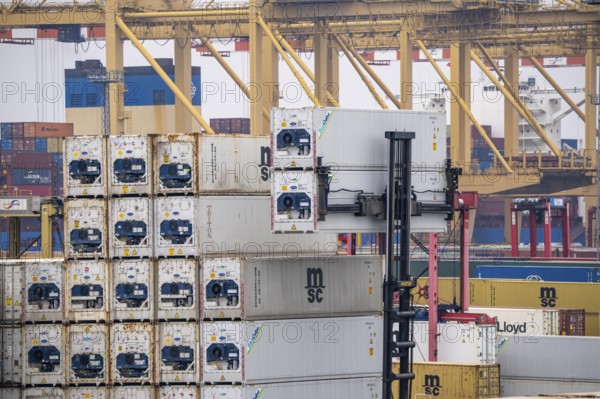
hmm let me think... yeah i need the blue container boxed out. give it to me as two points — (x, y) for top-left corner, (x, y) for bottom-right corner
(34, 138), (47, 152)
(12, 168), (54, 185)
(0, 123), (12, 139)
(475, 265), (600, 283)
(1, 139), (12, 151)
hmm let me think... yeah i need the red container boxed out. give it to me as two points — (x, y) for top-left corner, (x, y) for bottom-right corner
(10, 152), (55, 169)
(5, 185), (53, 197)
(32, 122), (74, 138)
(11, 123), (24, 138)
(559, 309), (586, 336)
(23, 122), (36, 138)
(23, 139), (36, 151)
(11, 139), (24, 151)
(471, 125), (493, 148)
(231, 118), (243, 133)
(219, 119), (231, 134)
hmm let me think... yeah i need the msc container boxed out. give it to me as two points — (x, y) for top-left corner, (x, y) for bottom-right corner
(475, 265), (600, 283)
(271, 170), (317, 233)
(470, 306), (560, 336)
(201, 316), (382, 384)
(110, 323), (154, 385)
(0, 262), (24, 323)
(109, 197), (153, 258)
(158, 386), (199, 399)
(111, 259), (154, 322)
(198, 135), (270, 194)
(155, 196), (197, 258)
(202, 378), (382, 399)
(64, 199), (107, 259)
(157, 259), (197, 321)
(197, 196), (338, 257)
(201, 256), (383, 320)
(64, 136), (105, 198)
(67, 387), (109, 399)
(201, 321), (242, 384)
(66, 260), (109, 322)
(156, 322), (199, 384)
(67, 324), (108, 385)
(392, 362), (501, 399)
(109, 135), (152, 196)
(24, 324), (65, 386)
(24, 260), (64, 323)
(112, 386), (155, 399)
(0, 326), (22, 385)
(412, 321), (497, 364)
(497, 335), (600, 382)
(23, 388), (65, 399)
(154, 133), (198, 195)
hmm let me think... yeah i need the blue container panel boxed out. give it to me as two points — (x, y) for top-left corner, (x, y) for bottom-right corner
(475, 265), (600, 283)
(12, 168), (54, 185)
(35, 139), (47, 152)
(0, 231), (62, 252)
(1, 139), (12, 150)
(0, 123), (12, 139)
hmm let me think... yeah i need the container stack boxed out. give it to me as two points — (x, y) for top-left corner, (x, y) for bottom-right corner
(471, 125), (503, 171)
(209, 117), (251, 134)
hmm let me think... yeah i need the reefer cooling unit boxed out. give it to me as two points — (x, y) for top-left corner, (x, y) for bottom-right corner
(157, 259), (197, 321)
(25, 260), (64, 323)
(24, 324), (65, 386)
(64, 199), (107, 259)
(156, 322), (199, 384)
(64, 136), (105, 197)
(155, 196), (197, 258)
(109, 197), (153, 258)
(112, 259), (154, 321)
(110, 323), (154, 385)
(68, 324), (108, 385)
(201, 321), (242, 384)
(66, 260), (109, 322)
(154, 133), (197, 195)
(109, 135), (152, 196)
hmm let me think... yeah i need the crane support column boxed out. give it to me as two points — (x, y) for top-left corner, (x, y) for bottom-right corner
(174, 30), (193, 134)
(105, 0), (125, 135)
(400, 31), (413, 110)
(504, 51), (520, 160)
(314, 33), (340, 107)
(450, 43), (472, 165)
(585, 48), (598, 163)
(427, 233), (438, 361)
(8, 217), (20, 259)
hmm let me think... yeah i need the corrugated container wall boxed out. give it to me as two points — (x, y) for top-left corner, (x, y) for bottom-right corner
(158, 386), (199, 399)
(23, 387), (65, 399)
(110, 323), (154, 385)
(109, 197), (153, 258)
(64, 199), (108, 259)
(157, 258), (197, 321)
(66, 260), (109, 322)
(201, 256), (383, 320)
(109, 135), (152, 196)
(154, 196), (197, 258)
(392, 362), (501, 399)
(155, 322), (199, 384)
(1, 388), (21, 399)
(469, 306), (560, 336)
(0, 326), (22, 385)
(24, 324), (65, 386)
(24, 260), (64, 323)
(67, 387), (109, 399)
(64, 136), (105, 198)
(112, 386), (155, 399)
(0, 262), (24, 322)
(197, 196), (338, 257)
(67, 324), (109, 385)
(153, 133), (198, 195)
(198, 136), (270, 194)
(111, 259), (154, 321)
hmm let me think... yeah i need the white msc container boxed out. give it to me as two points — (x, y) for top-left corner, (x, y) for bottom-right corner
(109, 135), (152, 196)
(197, 196), (338, 257)
(158, 386), (199, 399)
(109, 197), (153, 258)
(24, 260), (64, 323)
(110, 323), (154, 385)
(111, 259), (154, 322)
(64, 136), (105, 198)
(112, 386), (155, 399)
(155, 196), (197, 258)
(66, 260), (109, 322)
(24, 324), (65, 386)
(67, 324), (108, 385)
(411, 321), (497, 364)
(201, 321), (243, 384)
(470, 306), (560, 336)
(64, 199), (107, 259)
(156, 322), (199, 384)
(0, 261), (24, 323)
(271, 107), (446, 170)
(1, 326), (22, 385)
(201, 256), (383, 320)
(202, 316), (383, 384)
(0, 388), (21, 399)
(271, 170), (317, 233)
(198, 135), (270, 194)
(201, 377), (383, 399)
(23, 387), (65, 399)
(67, 387), (109, 399)
(154, 133), (198, 195)
(157, 259), (197, 321)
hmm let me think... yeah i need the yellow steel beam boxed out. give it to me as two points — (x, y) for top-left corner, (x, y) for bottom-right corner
(115, 15), (215, 134)
(504, 51), (520, 160)
(471, 50), (562, 157)
(585, 48), (598, 153)
(193, 28), (270, 122)
(256, 15), (322, 107)
(106, 0), (125, 135)
(340, 36), (403, 110)
(174, 27), (193, 134)
(273, 29), (340, 107)
(416, 39), (512, 173)
(334, 34), (388, 109)
(124, 9), (249, 18)
(40, 203), (55, 259)
(518, 45), (586, 121)
(400, 30), (413, 110)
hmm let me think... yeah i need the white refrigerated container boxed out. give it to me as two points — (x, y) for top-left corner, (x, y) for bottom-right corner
(24, 260), (64, 323)
(156, 322), (199, 384)
(64, 199), (107, 259)
(24, 324), (65, 386)
(108, 135), (152, 196)
(109, 197), (153, 258)
(67, 324), (108, 385)
(157, 258), (197, 321)
(110, 323), (154, 385)
(155, 196), (197, 258)
(154, 133), (198, 195)
(64, 136), (105, 198)
(111, 259), (154, 321)
(66, 260), (109, 322)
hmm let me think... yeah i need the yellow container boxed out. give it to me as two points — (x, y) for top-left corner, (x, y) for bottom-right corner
(393, 362), (501, 399)
(413, 278), (600, 336)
